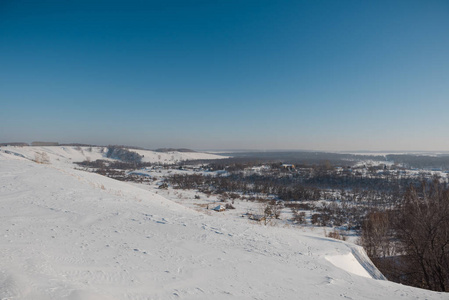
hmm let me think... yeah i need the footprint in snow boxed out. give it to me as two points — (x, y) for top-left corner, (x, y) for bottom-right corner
(133, 248), (148, 254)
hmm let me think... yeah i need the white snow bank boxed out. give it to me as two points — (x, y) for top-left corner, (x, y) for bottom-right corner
(325, 245), (386, 280)
(326, 253), (372, 278)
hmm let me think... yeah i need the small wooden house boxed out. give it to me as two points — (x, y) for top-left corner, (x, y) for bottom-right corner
(212, 205), (226, 212)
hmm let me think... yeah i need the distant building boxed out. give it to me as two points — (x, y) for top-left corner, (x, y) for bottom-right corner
(281, 164), (295, 171)
(212, 205), (226, 212)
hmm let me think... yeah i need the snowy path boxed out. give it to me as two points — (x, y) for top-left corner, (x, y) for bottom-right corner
(0, 153), (446, 299)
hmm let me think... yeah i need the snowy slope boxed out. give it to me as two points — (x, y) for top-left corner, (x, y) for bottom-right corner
(0, 153), (446, 299)
(132, 149), (227, 163)
(0, 146), (227, 166)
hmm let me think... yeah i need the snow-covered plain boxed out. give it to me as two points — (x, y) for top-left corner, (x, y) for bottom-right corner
(0, 149), (446, 299)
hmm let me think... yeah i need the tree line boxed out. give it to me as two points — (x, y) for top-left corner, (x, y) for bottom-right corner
(360, 180), (449, 292)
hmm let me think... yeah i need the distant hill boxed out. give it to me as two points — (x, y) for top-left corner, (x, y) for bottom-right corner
(0, 145), (226, 164)
(31, 141), (59, 146)
(0, 142), (29, 147)
(60, 143), (99, 147)
(155, 148), (196, 153)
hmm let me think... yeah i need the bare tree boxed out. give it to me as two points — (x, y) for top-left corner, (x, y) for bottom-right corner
(393, 180), (449, 291)
(359, 210), (395, 258)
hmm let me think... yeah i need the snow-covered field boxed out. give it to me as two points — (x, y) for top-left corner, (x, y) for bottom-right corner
(0, 149), (446, 299)
(132, 149), (227, 164)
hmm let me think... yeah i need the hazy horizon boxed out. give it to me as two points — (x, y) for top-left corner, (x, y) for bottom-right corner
(3, 140), (449, 155)
(2, 1), (449, 151)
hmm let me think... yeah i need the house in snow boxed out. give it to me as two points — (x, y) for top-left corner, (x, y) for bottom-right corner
(281, 164), (295, 171)
(212, 205), (226, 212)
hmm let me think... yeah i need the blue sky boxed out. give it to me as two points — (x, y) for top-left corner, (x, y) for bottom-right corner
(1, 0), (449, 150)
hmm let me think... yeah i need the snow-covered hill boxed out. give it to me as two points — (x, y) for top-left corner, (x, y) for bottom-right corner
(0, 151), (445, 299)
(0, 146), (227, 166)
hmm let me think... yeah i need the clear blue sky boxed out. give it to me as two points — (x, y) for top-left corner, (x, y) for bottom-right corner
(1, 0), (449, 151)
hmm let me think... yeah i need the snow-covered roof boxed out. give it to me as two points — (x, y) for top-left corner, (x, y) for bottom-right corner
(212, 205), (226, 211)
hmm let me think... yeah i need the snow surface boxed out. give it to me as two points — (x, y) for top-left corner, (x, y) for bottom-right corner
(132, 149), (227, 163)
(325, 253), (371, 279)
(0, 150), (446, 299)
(0, 146), (227, 166)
